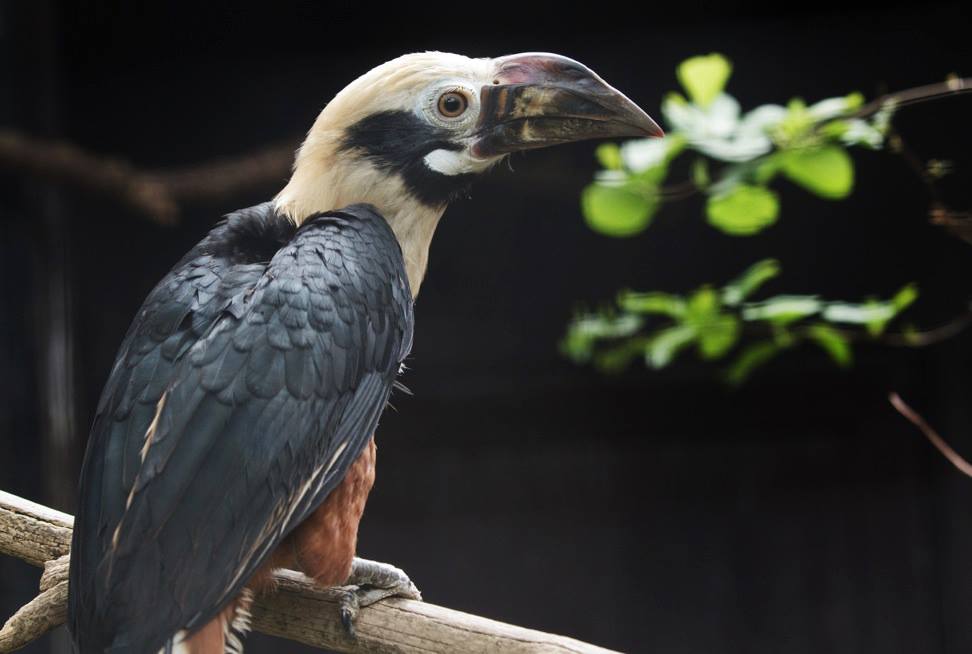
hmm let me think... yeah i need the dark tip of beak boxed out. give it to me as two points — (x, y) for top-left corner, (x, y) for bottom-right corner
(474, 52), (663, 157)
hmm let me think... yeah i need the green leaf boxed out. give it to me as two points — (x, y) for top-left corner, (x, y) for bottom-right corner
(892, 283), (919, 312)
(821, 118), (887, 149)
(595, 143), (623, 170)
(807, 92), (864, 121)
(685, 287), (721, 321)
(822, 296), (916, 337)
(830, 284), (916, 336)
(633, 163), (671, 187)
(560, 329), (594, 363)
(691, 158), (711, 189)
(822, 301), (894, 327)
(646, 325), (697, 369)
(805, 323), (852, 367)
(742, 295), (823, 325)
(787, 97), (807, 113)
(722, 259), (781, 305)
(571, 313), (643, 339)
(724, 340), (782, 386)
(781, 146), (854, 199)
(844, 91), (865, 110)
(594, 337), (651, 373)
(618, 291), (686, 318)
(754, 154), (783, 184)
(697, 315), (740, 359)
(561, 313), (643, 363)
(682, 287), (739, 359)
(771, 324), (797, 348)
(677, 53), (732, 108)
(770, 98), (816, 148)
(820, 120), (850, 139)
(706, 184), (780, 235)
(581, 183), (658, 237)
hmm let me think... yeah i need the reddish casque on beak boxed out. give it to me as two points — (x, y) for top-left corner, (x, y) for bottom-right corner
(473, 52), (663, 158)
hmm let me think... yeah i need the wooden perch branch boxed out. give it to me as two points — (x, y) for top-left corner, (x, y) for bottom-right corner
(0, 130), (296, 225)
(0, 491), (617, 654)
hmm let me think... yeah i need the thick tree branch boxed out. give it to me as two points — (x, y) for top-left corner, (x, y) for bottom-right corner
(0, 571), (67, 652)
(0, 491), (617, 654)
(0, 491), (72, 567)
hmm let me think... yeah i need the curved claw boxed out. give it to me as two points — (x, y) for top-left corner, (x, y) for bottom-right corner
(337, 587), (361, 637)
(336, 559), (423, 637)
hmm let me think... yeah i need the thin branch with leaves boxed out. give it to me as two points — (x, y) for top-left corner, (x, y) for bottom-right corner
(565, 53), (971, 384)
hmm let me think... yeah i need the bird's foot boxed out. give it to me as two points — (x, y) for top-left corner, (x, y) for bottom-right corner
(337, 558), (422, 637)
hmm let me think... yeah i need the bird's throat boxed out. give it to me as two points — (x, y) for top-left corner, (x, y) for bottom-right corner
(384, 202), (447, 296)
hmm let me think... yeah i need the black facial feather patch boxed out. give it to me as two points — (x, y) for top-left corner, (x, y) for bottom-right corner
(340, 110), (476, 207)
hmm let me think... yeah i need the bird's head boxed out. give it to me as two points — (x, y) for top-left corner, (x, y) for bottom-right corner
(275, 51), (661, 292)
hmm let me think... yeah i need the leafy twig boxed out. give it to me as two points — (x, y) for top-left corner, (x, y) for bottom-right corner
(781, 309), (972, 347)
(879, 310), (972, 346)
(853, 77), (972, 119)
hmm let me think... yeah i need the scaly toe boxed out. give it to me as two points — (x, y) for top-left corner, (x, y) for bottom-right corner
(347, 557), (423, 603)
(336, 559), (423, 636)
(336, 585), (360, 638)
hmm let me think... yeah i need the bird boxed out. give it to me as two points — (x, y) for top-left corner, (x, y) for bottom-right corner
(66, 51), (662, 654)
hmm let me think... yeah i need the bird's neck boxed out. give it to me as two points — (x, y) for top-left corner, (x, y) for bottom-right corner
(275, 132), (446, 296)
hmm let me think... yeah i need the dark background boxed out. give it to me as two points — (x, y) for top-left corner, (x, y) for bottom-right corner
(2, 1), (972, 652)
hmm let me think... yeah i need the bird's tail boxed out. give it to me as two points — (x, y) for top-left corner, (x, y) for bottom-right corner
(157, 590), (254, 654)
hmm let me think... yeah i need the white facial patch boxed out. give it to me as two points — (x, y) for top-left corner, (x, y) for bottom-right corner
(423, 148), (496, 176)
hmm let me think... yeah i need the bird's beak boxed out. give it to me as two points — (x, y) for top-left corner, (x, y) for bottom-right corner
(473, 52), (664, 158)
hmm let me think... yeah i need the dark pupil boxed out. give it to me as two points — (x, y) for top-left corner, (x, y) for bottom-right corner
(443, 95), (463, 114)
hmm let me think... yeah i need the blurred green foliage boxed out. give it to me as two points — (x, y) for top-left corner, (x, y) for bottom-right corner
(567, 54), (926, 383)
(581, 53), (892, 237)
(563, 260), (919, 385)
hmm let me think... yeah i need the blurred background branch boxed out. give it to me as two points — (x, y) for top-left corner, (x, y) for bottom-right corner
(0, 130), (296, 225)
(890, 393), (972, 478)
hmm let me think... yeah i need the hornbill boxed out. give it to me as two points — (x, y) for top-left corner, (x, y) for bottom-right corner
(67, 51), (661, 654)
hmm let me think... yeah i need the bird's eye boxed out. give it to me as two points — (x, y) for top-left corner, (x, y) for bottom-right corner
(437, 91), (468, 118)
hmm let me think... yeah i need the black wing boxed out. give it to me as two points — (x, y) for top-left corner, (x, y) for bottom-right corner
(69, 203), (291, 651)
(68, 203), (412, 654)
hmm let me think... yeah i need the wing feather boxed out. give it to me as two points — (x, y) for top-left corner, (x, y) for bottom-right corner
(69, 203), (411, 654)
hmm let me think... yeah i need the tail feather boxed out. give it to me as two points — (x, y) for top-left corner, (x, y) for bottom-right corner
(224, 589), (254, 654)
(156, 590), (253, 654)
(158, 630), (189, 654)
